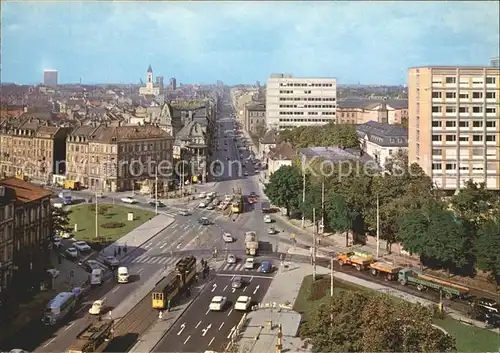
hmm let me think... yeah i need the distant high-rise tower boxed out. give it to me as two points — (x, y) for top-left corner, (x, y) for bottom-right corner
(256, 80), (260, 87)
(156, 76), (164, 93)
(169, 77), (177, 90)
(43, 69), (58, 86)
(491, 57), (500, 68)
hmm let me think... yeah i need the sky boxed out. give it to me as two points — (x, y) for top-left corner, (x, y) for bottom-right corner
(1, 1), (499, 86)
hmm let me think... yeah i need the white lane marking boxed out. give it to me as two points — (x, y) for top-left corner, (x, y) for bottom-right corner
(145, 242), (153, 249)
(64, 322), (74, 331)
(227, 308), (233, 316)
(183, 335), (191, 344)
(112, 287), (119, 293)
(211, 283), (217, 292)
(209, 337), (215, 346)
(177, 323), (186, 335)
(243, 286), (247, 292)
(159, 242), (168, 249)
(231, 275), (235, 280)
(219, 322), (224, 330)
(43, 338), (56, 347)
(137, 268), (144, 273)
(195, 320), (202, 328)
(249, 276), (254, 282)
(205, 308), (210, 315)
(216, 273), (273, 280)
(231, 288), (236, 293)
(176, 242), (182, 249)
(182, 224), (190, 230)
(227, 326), (236, 339)
(223, 285), (227, 291)
(101, 297), (106, 301)
(253, 285), (260, 295)
(171, 222), (179, 229)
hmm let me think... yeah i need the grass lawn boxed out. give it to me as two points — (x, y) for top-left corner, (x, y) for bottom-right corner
(294, 274), (500, 352)
(68, 203), (155, 245)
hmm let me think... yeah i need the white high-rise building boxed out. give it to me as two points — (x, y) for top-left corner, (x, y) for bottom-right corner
(265, 74), (337, 130)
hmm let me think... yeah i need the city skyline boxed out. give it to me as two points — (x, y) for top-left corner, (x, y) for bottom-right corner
(2, 1), (499, 85)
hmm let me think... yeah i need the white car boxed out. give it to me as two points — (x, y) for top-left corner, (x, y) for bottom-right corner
(88, 300), (104, 315)
(263, 215), (272, 223)
(46, 269), (60, 278)
(234, 296), (251, 311)
(244, 257), (255, 269)
(74, 241), (91, 252)
(224, 195), (232, 202)
(121, 197), (137, 204)
(198, 202), (207, 208)
(227, 254), (237, 264)
(198, 192), (207, 199)
(209, 296), (227, 311)
(66, 247), (78, 259)
(223, 232), (233, 243)
(60, 232), (72, 239)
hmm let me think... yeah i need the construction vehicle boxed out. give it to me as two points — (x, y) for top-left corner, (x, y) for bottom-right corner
(244, 231), (259, 256)
(63, 180), (81, 190)
(337, 250), (374, 271)
(67, 320), (114, 353)
(398, 268), (470, 300)
(152, 255), (197, 310)
(369, 261), (401, 281)
(231, 188), (243, 213)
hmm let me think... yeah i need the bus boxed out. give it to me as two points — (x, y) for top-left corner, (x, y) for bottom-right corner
(58, 190), (72, 205)
(261, 200), (270, 213)
(42, 292), (77, 325)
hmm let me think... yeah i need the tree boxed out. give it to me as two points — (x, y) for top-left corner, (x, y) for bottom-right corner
(300, 181), (321, 221)
(450, 180), (497, 229)
(384, 148), (408, 174)
(325, 193), (358, 246)
(279, 123), (359, 149)
(52, 207), (72, 236)
(475, 209), (500, 284)
(264, 165), (302, 217)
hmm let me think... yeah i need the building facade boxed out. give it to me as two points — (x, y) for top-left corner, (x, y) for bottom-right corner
(43, 69), (58, 86)
(337, 99), (408, 125)
(0, 185), (15, 316)
(66, 124), (173, 191)
(266, 74), (337, 130)
(408, 66), (500, 190)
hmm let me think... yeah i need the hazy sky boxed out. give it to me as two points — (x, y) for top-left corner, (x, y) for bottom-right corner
(2, 1), (499, 85)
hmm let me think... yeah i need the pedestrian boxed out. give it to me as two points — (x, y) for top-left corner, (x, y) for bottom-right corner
(195, 274), (199, 283)
(124, 244), (128, 254)
(167, 299), (171, 312)
(158, 310), (163, 319)
(108, 311), (112, 319)
(118, 247), (121, 256)
(98, 314), (102, 321)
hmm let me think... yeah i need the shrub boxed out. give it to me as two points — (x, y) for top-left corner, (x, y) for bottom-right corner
(98, 205), (111, 215)
(101, 221), (125, 229)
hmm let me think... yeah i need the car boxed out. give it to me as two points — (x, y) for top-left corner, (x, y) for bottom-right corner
(267, 227), (277, 235)
(60, 232), (73, 239)
(198, 217), (211, 225)
(260, 261), (272, 273)
(244, 257), (255, 269)
(198, 192), (207, 199)
(232, 276), (243, 289)
(208, 192), (216, 198)
(82, 260), (104, 273)
(224, 195), (232, 202)
(102, 255), (120, 268)
(209, 296), (227, 311)
(148, 200), (165, 207)
(243, 171), (248, 176)
(206, 203), (215, 210)
(198, 202), (207, 208)
(52, 236), (62, 248)
(234, 296), (251, 311)
(88, 300), (104, 315)
(46, 268), (60, 278)
(73, 240), (91, 252)
(227, 254), (237, 264)
(249, 192), (257, 197)
(65, 247), (78, 259)
(222, 232), (233, 243)
(263, 215), (272, 223)
(121, 197), (137, 204)
(178, 209), (190, 216)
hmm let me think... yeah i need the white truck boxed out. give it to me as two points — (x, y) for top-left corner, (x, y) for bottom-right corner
(244, 231), (259, 256)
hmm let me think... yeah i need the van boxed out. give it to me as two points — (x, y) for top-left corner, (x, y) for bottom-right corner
(117, 267), (129, 283)
(223, 233), (233, 243)
(90, 269), (103, 285)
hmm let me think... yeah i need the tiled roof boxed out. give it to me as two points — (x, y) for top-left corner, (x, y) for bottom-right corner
(90, 125), (172, 143)
(260, 129), (280, 144)
(356, 121), (408, 147)
(268, 142), (295, 160)
(338, 99), (408, 110)
(0, 178), (52, 204)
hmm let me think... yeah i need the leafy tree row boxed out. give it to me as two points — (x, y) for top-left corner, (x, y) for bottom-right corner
(280, 122), (359, 149)
(264, 158), (500, 281)
(301, 290), (455, 352)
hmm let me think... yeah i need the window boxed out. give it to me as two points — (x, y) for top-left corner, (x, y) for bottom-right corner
(486, 77), (496, 84)
(472, 92), (483, 99)
(445, 77), (456, 84)
(446, 106), (456, 113)
(446, 135), (456, 142)
(432, 106), (442, 113)
(432, 121), (442, 127)
(459, 136), (468, 142)
(472, 106), (483, 113)
(486, 121), (496, 128)
(446, 92), (456, 99)
(459, 107), (468, 113)
(432, 148), (442, 155)
(432, 91), (442, 98)
(472, 148), (483, 156)
(486, 135), (496, 142)
(432, 163), (442, 170)
(459, 93), (469, 99)
(473, 135), (483, 142)
(445, 163), (456, 170)
(459, 121), (468, 127)
(446, 121), (456, 128)
(432, 135), (442, 142)
(486, 92), (496, 99)
(472, 121), (483, 128)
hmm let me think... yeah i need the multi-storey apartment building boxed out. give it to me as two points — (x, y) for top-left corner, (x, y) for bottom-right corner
(0, 185), (15, 316)
(0, 178), (52, 312)
(266, 74), (337, 130)
(0, 116), (72, 183)
(408, 66), (500, 190)
(66, 124), (173, 191)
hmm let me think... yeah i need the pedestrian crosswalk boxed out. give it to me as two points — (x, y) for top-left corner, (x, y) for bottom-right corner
(131, 254), (181, 266)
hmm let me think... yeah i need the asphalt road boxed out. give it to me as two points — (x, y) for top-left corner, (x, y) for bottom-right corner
(153, 275), (272, 353)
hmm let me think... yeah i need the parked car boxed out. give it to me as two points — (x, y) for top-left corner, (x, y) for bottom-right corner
(52, 236), (62, 248)
(260, 261), (272, 273)
(120, 197), (137, 204)
(263, 215), (272, 223)
(102, 255), (120, 268)
(198, 217), (211, 225)
(82, 260), (103, 273)
(244, 257), (255, 269)
(148, 200), (165, 207)
(206, 203), (215, 210)
(65, 247), (78, 259)
(222, 232), (233, 243)
(60, 232), (73, 239)
(198, 201), (207, 208)
(267, 227), (277, 234)
(46, 269), (60, 278)
(73, 241), (91, 252)
(198, 192), (207, 199)
(209, 296), (227, 311)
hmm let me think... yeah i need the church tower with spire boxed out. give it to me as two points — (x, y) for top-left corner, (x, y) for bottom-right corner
(146, 65), (153, 89)
(140, 64), (160, 96)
